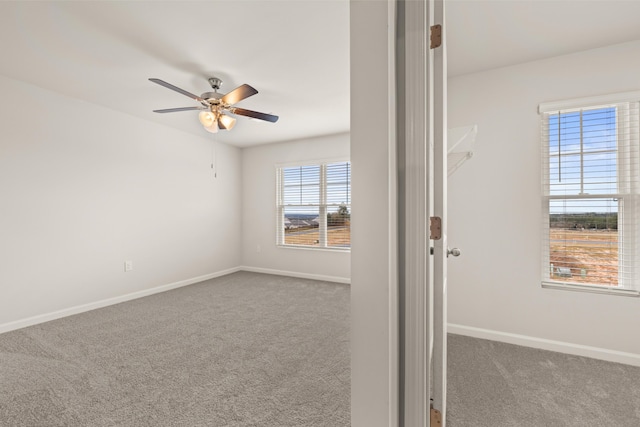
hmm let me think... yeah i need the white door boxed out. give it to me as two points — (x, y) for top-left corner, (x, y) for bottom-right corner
(400, 0), (448, 425)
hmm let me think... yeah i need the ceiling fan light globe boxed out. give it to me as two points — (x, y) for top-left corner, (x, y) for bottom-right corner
(198, 111), (215, 127)
(219, 114), (237, 131)
(204, 121), (219, 134)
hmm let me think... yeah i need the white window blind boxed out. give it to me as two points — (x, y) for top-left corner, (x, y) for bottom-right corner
(540, 96), (640, 291)
(276, 161), (351, 249)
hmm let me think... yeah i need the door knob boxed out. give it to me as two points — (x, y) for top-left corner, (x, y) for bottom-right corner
(447, 247), (461, 257)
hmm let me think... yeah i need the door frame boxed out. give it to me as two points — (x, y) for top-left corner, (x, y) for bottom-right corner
(350, 1), (400, 426)
(350, 0), (445, 426)
(397, 0), (438, 425)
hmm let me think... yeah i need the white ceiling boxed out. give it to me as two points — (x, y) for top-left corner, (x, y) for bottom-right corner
(0, 1), (350, 148)
(447, 0), (640, 77)
(1, 1), (640, 147)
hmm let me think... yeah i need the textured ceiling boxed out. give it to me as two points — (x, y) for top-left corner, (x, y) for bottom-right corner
(1, 1), (639, 147)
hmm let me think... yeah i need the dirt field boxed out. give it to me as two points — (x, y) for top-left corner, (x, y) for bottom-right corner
(549, 228), (618, 286)
(285, 227), (350, 247)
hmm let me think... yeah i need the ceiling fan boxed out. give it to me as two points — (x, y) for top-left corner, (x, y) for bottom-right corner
(149, 77), (279, 133)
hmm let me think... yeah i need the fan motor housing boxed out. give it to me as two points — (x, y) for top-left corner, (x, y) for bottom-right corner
(201, 91), (223, 101)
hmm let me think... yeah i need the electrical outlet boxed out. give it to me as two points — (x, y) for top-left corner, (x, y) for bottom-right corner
(124, 261), (133, 272)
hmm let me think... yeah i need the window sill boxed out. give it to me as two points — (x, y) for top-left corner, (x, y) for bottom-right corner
(542, 281), (640, 297)
(276, 244), (350, 253)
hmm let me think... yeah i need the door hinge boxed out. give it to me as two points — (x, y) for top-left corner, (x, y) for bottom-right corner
(430, 407), (442, 425)
(430, 24), (442, 49)
(429, 216), (442, 240)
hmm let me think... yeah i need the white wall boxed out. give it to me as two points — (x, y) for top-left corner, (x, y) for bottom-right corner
(0, 74), (242, 328)
(241, 133), (350, 282)
(448, 40), (640, 361)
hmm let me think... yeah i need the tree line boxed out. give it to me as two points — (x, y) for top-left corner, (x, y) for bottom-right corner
(550, 213), (618, 230)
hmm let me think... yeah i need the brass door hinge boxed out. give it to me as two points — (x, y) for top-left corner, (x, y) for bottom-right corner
(430, 24), (442, 49)
(430, 407), (442, 425)
(429, 216), (442, 240)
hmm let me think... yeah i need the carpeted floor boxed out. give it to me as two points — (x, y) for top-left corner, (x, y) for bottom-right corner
(3, 271), (640, 426)
(0, 272), (350, 427)
(447, 334), (640, 426)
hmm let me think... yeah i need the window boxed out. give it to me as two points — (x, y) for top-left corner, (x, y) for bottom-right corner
(540, 93), (640, 293)
(276, 161), (351, 249)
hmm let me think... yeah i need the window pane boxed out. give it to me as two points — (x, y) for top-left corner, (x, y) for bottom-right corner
(582, 108), (617, 153)
(583, 152), (617, 193)
(549, 111), (581, 154)
(283, 165), (320, 205)
(550, 154), (581, 195)
(326, 162), (351, 248)
(326, 162), (351, 205)
(549, 198), (618, 286)
(548, 107), (618, 197)
(327, 204), (350, 248)
(284, 206), (320, 246)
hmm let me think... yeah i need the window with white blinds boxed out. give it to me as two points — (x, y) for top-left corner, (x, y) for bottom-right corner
(276, 161), (351, 249)
(540, 94), (640, 292)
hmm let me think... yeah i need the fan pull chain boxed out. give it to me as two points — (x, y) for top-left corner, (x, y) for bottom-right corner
(212, 142), (217, 178)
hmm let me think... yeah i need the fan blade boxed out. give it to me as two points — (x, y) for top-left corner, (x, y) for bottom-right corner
(153, 106), (204, 113)
(149, 78), (204, 102)
(231, 107), (279, 123)
(221, 84), (258, 105)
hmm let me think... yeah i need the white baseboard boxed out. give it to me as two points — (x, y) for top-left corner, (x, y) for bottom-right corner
(239, 266), (350, 284)
(448, 323), (640, 367)
(0, 267), (241, 335)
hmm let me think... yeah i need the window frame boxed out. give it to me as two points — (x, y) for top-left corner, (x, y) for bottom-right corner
(539, 92), (640, 296)
(275, 158), (351, 252)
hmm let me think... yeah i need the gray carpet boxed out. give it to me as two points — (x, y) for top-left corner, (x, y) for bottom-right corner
(4, 272), (640, 427)
(447, 334), (640, 426)
(0, 272), (350, 427)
